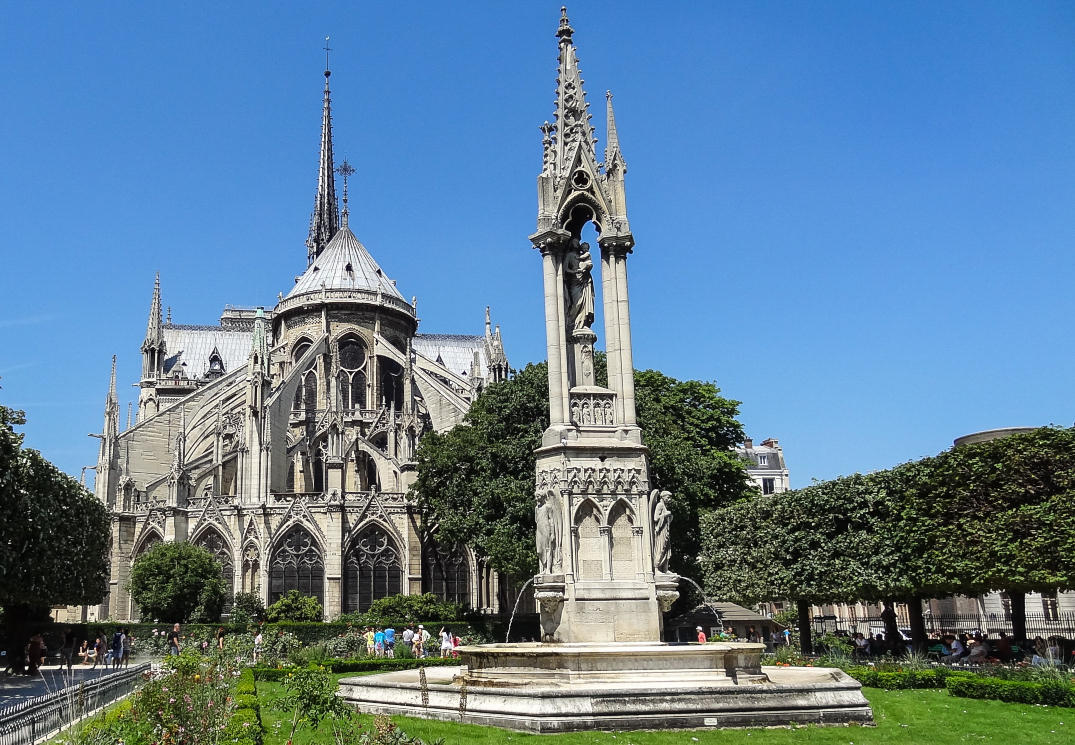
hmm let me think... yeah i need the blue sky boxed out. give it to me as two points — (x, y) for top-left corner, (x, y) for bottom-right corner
(1, 1), (1073, 488)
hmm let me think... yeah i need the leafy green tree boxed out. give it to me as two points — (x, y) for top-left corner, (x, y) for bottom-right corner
(412, 360), (753, 603)
(128, 541), (227, 623)
(230, 591), (267, 624)
(348, 592), (461, 625)
(703, 426), (1075, 652)
(0, 401), (110, 668)
(267, 589), (324, 622)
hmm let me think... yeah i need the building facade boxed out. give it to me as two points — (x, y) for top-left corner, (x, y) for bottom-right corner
(85, 62), (509, 622)
(736, 437), (790, 495)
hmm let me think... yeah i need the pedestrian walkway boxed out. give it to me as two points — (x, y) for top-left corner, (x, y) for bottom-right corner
(0, 664), (132, 709)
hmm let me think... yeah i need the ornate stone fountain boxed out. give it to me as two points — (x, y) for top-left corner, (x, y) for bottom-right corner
(338, 7), (872, 732)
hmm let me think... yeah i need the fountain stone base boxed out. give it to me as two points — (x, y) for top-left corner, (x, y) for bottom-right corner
(337, 642), (873, 733)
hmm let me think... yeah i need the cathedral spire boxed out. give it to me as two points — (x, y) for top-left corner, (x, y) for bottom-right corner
(108, 354), (118, 407)
(102, 355), (119, 442)
(143, 273), (163, 350)
(306, 37), (340, 267)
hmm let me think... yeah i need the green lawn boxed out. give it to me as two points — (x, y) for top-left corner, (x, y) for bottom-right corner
(256, 675), (1072, 745)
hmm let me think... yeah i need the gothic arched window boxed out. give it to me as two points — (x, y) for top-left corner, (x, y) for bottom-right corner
(421, 542), (470, 608)
(343, 524), (403, 613)
(378, 357), (404, 409)
(269, 525), (324, 606)
(195, 528), (234, 609)
(242, 544), (261, 594)
(337, 337), (368, 411)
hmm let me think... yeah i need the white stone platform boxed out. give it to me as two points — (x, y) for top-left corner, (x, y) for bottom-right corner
(338, 642), (873, 733)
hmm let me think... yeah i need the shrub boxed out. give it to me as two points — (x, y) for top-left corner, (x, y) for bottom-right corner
(357, 593), (461, 625)
(947, 675), (1075, 707)
(231, 591), (268, 624)
(267, 590), (323, 622)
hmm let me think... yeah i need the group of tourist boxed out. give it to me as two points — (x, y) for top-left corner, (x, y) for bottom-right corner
(848, 629), (1074, 665)
(696, 625), (778, 645)
(389, 624), (462, 658)
(5, 627), (134, 676)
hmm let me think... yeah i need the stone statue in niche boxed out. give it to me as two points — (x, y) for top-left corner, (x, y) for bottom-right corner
(564, 240), (595, 334)
(651, 489), (674, 573)
(535, 489), (563, 575)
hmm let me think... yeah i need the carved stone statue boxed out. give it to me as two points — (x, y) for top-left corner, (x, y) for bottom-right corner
(547, 488), (562, 572)
(535, 489), (563, 575)
(564, 240), (595, 333)
(651, 489), (673, 574)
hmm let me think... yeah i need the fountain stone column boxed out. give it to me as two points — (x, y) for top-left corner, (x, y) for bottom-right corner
(529, 228), (679, 644)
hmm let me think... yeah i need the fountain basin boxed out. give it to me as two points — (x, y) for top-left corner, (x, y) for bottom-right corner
(457, 641), (767, 685)
(338, 642), (873, 732)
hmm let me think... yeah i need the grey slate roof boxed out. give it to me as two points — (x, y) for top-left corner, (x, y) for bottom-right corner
(287, 226), (404, 300)
(414, 334), (488, 379)
(162, 324), (252, 378)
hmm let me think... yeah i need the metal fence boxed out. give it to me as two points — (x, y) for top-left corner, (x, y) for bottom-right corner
(814, 612), (1075, 639)
(0, 663), (149, 745)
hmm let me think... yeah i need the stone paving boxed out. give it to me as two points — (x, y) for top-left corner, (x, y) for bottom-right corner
(0, 663), (135, 709)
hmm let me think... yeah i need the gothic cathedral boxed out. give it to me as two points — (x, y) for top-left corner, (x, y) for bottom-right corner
(87, 60), (509, 622)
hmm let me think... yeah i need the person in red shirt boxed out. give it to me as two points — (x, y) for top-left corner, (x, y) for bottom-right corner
(696, 626), (707, 644)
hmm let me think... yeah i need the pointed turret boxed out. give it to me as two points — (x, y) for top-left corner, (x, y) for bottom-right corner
(551, 6), (597, 178)
(249, 306), (269, 377)
(141, 273), (165, 380)
(535, 7), (621, 235)
(603, 91), (630, 232)
(306, 55), (340, 266)
(604, 90), (626, 174)
(104, 355), (119, 440)
(95, 355), (120, 504)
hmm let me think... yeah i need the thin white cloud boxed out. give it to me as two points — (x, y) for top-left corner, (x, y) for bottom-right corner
(0, 313), (61, 329)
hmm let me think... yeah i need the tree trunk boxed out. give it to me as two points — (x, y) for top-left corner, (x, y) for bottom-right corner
(797, 598), (813, 655)
(907, 597), (928, 655)
(1009, 590), (1027, 644)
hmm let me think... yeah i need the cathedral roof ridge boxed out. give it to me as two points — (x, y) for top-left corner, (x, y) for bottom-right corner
(286, 225), (405, 302)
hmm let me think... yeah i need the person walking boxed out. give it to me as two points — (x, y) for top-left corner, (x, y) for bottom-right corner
(384, 625), (396, 658)
(122, 629), (132, 668)
(167, 623), (181, 656)
(440, 627), (453, 658)
(27, 633), (45, 676)
(61, 628), (76, 676)
(402, 625), (415, 656)
(696, 626), (707, 644)
(111, 628), (125, 670)
(374, 628), (386, 658)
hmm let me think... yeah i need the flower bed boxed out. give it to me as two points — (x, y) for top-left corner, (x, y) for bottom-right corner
(59, 652), (262, 745)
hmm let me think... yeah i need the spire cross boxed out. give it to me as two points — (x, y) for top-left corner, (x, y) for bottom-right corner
(324, 35), (332, 74)
(336, 159), (356, 223)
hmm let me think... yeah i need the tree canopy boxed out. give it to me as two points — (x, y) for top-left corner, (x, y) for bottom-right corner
(412, 359), (754, 597)
(0, 402), (110, 611)
(129, 541), (228, 623)
(701, 426), (1075, 648)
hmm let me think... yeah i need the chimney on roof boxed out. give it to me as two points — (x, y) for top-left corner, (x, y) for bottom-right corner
(743, 438), (753, 450)
(761, 438), (779, 449)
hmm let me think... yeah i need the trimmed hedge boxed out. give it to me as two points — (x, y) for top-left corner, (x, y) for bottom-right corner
(222, 706), (262, 745)
(947, 676), (1075, 707)
(843, 666), (971, 690)
(253, 657), (459, 682)
(223, 667), (263, 745)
